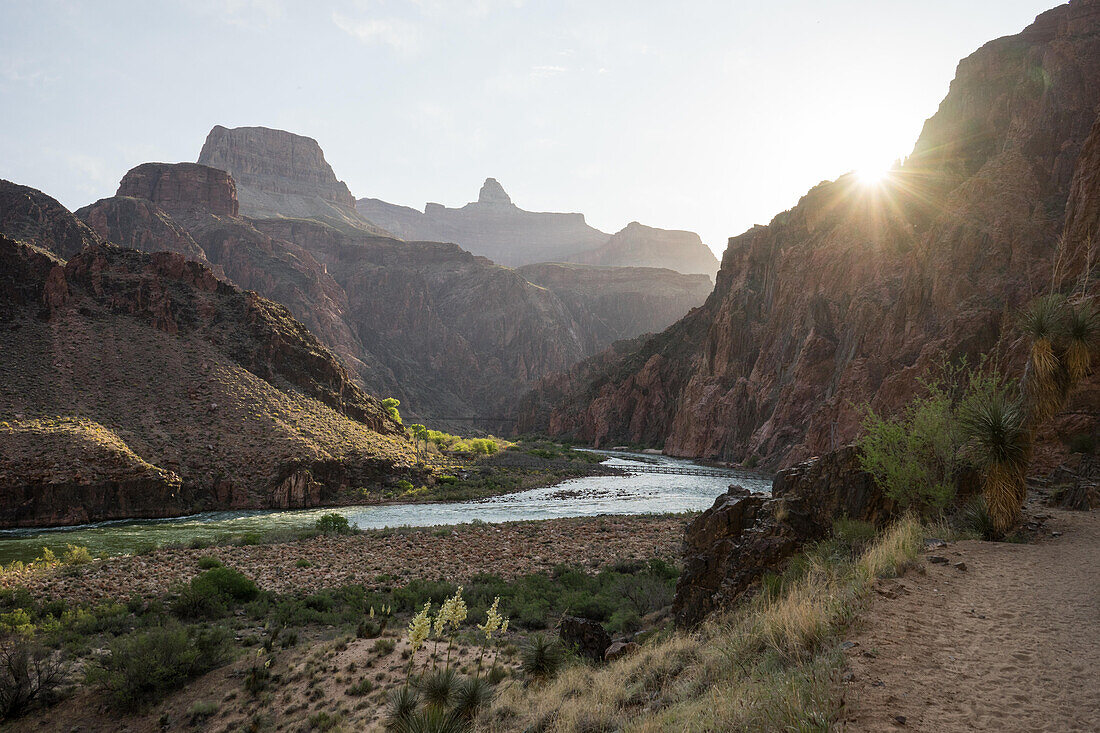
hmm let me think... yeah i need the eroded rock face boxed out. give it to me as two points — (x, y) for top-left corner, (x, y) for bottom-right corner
(0, 188), (416, 527)
(197, 125), (386, 234)
(567, 221), (720, 278)
(525, 0), (1100, 469)
(117, 162), (239, 220)
(358, 178), (608, 266)
(672, 446), (896, 626)
(515, 262), (713, 353)
(0, 179), (100, 259)
(75, 195), (211, 265)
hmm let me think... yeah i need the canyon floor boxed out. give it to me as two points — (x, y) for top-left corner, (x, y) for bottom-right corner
(842, 508), (1100, 732)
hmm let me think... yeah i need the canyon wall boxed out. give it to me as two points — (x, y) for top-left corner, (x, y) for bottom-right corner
(0, 182), (417, 527)
(522, 0), (1100, 469)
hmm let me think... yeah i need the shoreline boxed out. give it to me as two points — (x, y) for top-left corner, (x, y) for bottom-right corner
(1, 513), (695, 603)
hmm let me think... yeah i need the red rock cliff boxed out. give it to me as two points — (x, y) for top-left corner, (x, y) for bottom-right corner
(523, 0), (1100, 469)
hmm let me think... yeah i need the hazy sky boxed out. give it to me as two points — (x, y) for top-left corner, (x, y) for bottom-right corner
(1, 1), (1058, 256)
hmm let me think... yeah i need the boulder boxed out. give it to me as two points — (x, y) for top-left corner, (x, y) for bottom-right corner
(603, 641), (639, 663)
(559, 616), (611, 662)
(672, 445), (897, 627)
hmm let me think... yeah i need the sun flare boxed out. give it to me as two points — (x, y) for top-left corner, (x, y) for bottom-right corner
(855, 164), (892, 186)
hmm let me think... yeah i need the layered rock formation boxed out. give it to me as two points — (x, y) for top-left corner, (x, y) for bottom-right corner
(522, 0), (1100, 469)
(359, 178), (720, 275)
(0, 182), (416, 527)
(75, 149), (712, 429)
(197, 125), (388, 235)
(516, 262), (712, 353)
(567, 221), (719, 279)
(358, 178), (608, 266)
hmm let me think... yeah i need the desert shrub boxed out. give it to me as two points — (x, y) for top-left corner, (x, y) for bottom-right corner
(314, 513), (352, 535)
(295, 558), (312, 568)
(954, 497), (997, 540)
(382, 398), (402, 424)
(832, 518), (877, 555)
(0, 641), (66, 720)
(170, 584), (226, 620)
(88, 625), (231, 711)
(192, 567), (259, 603)
(61, 545), (92, 565)
(196, 556), (222, 570)
(858, 361), (1005, 514)
(345, 677), (373, 697)
(373, 638), (396, 656)
(395, 479), (414, 493)
(244, 662), (271, 695)
(188, 700), (218, 724)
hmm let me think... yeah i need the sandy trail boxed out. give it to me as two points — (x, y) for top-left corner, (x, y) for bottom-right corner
(843, 509), (1100, 732)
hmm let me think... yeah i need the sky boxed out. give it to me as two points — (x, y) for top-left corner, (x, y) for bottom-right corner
(0, 0), (1060, 257)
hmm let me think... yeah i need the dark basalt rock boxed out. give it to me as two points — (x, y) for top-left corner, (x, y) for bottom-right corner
(672, 445), (897, 627)
(559, 615), (612, 662)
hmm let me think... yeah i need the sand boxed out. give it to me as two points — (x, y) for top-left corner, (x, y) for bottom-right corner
(842, 508), (1100, 732)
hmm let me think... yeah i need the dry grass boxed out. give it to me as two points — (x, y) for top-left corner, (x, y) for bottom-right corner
(482, 516), (925, 732)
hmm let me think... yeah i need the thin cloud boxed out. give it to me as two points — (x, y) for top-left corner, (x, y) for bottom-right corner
(332, 11), (422, 53)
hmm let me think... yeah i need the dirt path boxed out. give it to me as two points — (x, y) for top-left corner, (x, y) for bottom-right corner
(842, 509), (1100, 732)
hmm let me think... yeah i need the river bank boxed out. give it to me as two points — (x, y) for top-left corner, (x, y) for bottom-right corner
(1, 514), (691, 604)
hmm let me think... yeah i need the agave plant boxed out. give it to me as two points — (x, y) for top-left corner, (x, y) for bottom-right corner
(1019, 294), (1070, 425)
(1064, 300), (1099, 384)
(959, 393), (1031, 535)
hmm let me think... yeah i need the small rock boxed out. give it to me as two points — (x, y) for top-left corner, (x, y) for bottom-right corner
(894, 715), (907, 725)
(928, 556), (949, 565)
(1052, 531), (1062, 538)
(953, 562), (967, 571)
(923, 538), (947, 549)
(841, 640), (858, 649)
(604, 640), (639, 662)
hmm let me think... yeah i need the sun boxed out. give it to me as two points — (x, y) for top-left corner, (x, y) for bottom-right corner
(855, 164), (892, 186)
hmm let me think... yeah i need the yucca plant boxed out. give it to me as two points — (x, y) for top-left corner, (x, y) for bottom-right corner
(1019, 294), (1070, 425)
(959, 393), (1031, 535)
(387, 685), (421, 730)
(418, 668), (460, 712)
(1064, 300), (1098, 384)
(520, 634), (565, 682)
(452, 676), (492, 720)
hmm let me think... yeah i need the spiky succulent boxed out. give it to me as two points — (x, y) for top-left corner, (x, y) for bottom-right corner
(1064, 300), (1098, 384)
(959, 392), (1031, 534)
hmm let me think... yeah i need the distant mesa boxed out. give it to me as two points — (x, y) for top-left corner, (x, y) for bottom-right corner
(358, 178), (720, 277)
(197, 125), (389, 236)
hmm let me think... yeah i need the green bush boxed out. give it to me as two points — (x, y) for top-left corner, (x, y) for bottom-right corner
(192, 567), (259, 603)
(87, 625), (231, 711)
(314, 513), (353, 535)
(521, 635), (564, 681)
(382, 398), (402, 424)
(196, 556), (222, 570)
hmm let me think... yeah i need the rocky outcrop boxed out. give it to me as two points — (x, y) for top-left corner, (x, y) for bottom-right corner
(673, 446), (896, 626)
(75, 195), (211, 265)
(358, 178), (608, 266)
(516, 262), (713, 352)
(117, 162), (239, 220)
(0, 179), (100, 259)
(559, 615), (612, 661)
(197, 125), (387, 235)
(0, 185), (416, 527)
(567, 221), (720, 278)
(525, 0), (1100, 469)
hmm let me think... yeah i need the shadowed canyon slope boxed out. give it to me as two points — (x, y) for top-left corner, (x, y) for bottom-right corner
(358, 178), (721, 277)
(72, 130), (712, 427)
(520, 0), (1100, 469)
(0, 181), (415, 528)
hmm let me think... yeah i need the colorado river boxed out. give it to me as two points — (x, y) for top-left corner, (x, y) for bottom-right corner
(0, 450), (771, 564)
